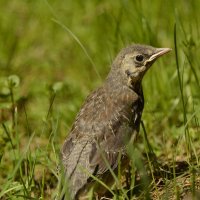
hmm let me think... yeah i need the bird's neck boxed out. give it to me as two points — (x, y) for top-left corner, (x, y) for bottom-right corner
(129, 80), (143, 95)
(105, 68), (143, 96)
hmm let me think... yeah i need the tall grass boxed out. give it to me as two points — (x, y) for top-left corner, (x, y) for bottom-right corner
(0, 0), (200, 199)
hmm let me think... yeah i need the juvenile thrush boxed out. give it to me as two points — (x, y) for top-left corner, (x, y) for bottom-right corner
(61, 44), (171, 199)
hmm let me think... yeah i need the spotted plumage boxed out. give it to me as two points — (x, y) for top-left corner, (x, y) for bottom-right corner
(61, 44), (171, 199)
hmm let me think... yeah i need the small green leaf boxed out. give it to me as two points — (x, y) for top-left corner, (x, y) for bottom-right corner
(52, 81), (64, 93)
(7, 75), (20, 88)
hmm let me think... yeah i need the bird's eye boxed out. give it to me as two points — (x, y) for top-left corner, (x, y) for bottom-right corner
(135, 55), (144, 62)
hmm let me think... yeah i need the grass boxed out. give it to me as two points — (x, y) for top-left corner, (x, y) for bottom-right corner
(0, 0), (200, 199)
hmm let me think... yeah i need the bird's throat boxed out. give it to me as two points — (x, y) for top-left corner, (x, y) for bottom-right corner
(128, 78), (142, 93)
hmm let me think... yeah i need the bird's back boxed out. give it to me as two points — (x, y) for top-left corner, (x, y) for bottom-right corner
(61, 83), (143, 199)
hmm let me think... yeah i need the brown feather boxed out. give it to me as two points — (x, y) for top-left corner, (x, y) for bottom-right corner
(61, 44), (171, 199)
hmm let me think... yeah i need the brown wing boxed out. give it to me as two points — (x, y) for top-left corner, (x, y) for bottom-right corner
(61, 85), (143, 198)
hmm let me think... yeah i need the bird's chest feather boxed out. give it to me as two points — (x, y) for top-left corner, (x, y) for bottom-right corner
(130, 93), (144, 128)
(70, 87), (144, 144)
(88, 89), (143, 152)
(108, 87), (144, 129)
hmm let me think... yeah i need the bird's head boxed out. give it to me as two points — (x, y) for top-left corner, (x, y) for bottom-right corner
(110, 44), (171, 88)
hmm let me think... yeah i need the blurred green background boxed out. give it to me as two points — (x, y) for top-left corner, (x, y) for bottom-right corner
(0, 0), (199, 199)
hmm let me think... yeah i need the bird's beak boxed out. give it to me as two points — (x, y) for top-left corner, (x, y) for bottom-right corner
(147, 48), (172, 63)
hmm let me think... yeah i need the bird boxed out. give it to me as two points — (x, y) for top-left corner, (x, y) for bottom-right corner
(61, 44), (171, 199)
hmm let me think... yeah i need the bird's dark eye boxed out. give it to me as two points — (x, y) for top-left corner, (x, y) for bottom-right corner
(135, 55), (144, 62)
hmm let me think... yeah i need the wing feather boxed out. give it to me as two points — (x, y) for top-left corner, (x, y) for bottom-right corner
(61, 85), (143, 198)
